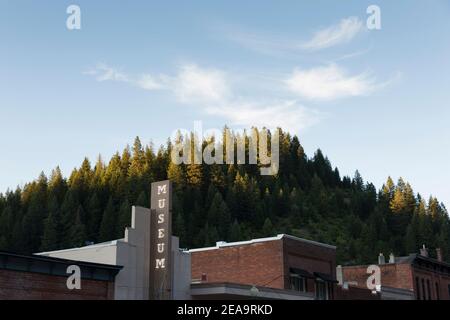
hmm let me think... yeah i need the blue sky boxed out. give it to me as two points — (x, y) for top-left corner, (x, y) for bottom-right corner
(1, 0), (450, 207)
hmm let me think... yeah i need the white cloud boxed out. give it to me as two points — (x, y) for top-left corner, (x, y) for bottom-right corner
(285, 64), (377, 101)
(84, 63), (129, 82)
(135, 74), (167, 90)
(173, 64), (229, 103)
(301, 17), (364, 50)
(206, 100), (323, 134)
(84, 63), (323, 134)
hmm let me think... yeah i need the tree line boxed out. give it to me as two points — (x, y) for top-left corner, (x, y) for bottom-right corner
(0, 128), (448, 264)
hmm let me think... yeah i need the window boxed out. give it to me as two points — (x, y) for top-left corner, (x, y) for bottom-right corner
(427, 279), (431, 300)
(327, 282), (334, 300)
(416, 277), (421, 300)
(436, 282), (440, 300)
(315, 281), (328, 300)
(422, 278), (426, 300)
(289, 274), (307, 292)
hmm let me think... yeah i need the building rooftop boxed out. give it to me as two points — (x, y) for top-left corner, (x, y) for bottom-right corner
(188, 234), (336, 253)
(190, 282), (315, 300)
(37, 239), (124, 255)
(0, 251), (123, 281)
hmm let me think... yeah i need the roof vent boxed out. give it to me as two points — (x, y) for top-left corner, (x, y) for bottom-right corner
(420, 245), (428, 257)
(378, 253), (385, 265)
(436, 248), (443, 262)
(389, 253), (395, 264)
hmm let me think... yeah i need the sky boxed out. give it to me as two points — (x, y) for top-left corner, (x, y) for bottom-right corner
(1, 0), (450, 207)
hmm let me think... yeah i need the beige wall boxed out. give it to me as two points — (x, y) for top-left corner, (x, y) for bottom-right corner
(37, 206), (191, 300)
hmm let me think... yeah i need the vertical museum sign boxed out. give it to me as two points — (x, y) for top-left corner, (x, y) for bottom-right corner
(149, 180), (172, 300)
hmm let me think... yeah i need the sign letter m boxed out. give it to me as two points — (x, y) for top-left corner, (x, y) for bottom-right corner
(157, 184), (167, 195)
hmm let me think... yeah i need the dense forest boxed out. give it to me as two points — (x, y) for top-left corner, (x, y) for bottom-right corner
(0, 128), (448, 265)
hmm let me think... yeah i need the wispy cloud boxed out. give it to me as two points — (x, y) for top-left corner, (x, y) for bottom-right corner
(135, 74), (168, 90)
(301, 17), (364, 51)
(83, 63), (129, 82)
(285, 64), (379, 101)
(220, 16), (365, 56)
(84, 63), (322, 134)
(206, 100), (323, 134)
(173, 64), (230, 103)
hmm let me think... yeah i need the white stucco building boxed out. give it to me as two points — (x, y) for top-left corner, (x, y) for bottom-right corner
(37, 206), (191, 300)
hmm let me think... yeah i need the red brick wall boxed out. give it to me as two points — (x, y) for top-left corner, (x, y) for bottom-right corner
(336, 285), (380, 300)
(191, 240), (285, 289)
(342, 263), (414, 291)
(412, 267), (450, 300)
(283, 238), (336, 295)
(191, 237), (338, 296)
(0, 269), (115, 300)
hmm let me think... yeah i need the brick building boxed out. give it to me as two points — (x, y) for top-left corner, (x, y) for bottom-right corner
(341, 247), (450, 300)
(0, 251), (122, 300)
(189, 234), (338, 300)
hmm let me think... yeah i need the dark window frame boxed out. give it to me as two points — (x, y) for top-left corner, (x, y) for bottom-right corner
(415, 277), (421, 300)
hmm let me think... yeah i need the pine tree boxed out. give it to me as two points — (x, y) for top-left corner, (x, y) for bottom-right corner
(69, 205), (87, 247)
(167, 161), (185, 190)
(86, 193), (102, 242)
(229, 220), (242, 242)
(136, 191), (148, 207)
(117, 199), (131, 238)
(261, 218), (274, 237)
(0, 129), (449, 264)
(207, 192), (231, 239)
(99, 197), (116, 242)
(60, 189), (79, 248)
(40, 196), (61, 251)
(405, 213), (420, 253)
(129, 137), (145, 176)
(174, 212), (187, 245)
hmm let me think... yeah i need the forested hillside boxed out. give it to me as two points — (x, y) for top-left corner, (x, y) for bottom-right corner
(0, 129), (448, 264)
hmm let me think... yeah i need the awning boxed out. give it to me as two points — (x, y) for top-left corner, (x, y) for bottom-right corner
(289, 267), (314, 278)
(314, 272), (338, 283)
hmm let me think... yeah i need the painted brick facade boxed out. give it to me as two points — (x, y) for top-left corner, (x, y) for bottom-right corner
(342, 263), (413, 291)
(0, 269), (115, 300)
(190, 235), (337, 299)
(191, 239), (285, 288)
(341, 254), (450, 300)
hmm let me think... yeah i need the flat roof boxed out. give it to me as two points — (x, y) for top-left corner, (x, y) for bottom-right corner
(190, 282), (315, 300)
(36, 239), (122, 255)
(0, 251), (122, 281)
(188, 234), (336, 253)
(342, 253), (450, 269)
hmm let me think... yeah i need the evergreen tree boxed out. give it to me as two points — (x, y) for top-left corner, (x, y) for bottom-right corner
(136, 191), (148, 207)
(261, 218), (274, 237)
(86, 192), (102, 242)
(0, 130), (448, 264)
(117, 199), (131, 238)
(207, 192), (231, 239)
(99, 198), (116, 242)
(229, 220), (242, 242)
(40, 196), (61, 251)
(69, 205), (87, 247)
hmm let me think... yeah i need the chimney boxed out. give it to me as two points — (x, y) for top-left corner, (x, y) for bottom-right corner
(389, 253), (395, 264)
(436, 248), (443, 262)
(378, 253), (385, 265)
(420, 245), (428, 257)
(336, 265), (343, 286)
